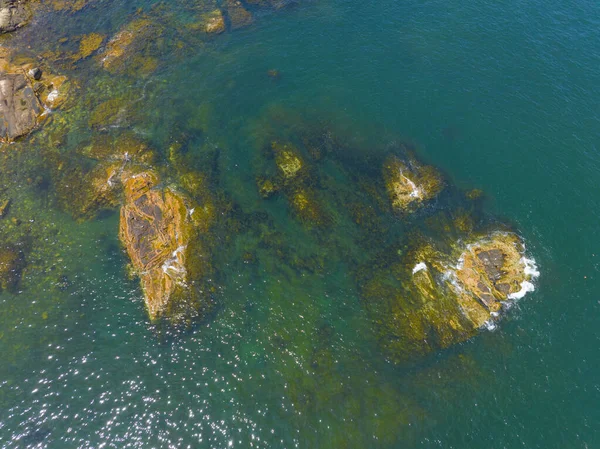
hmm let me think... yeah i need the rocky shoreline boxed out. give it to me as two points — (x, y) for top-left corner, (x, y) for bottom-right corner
(0, 0), (539, 363)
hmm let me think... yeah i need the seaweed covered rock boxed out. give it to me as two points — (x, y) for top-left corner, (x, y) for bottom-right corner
(0, 244), (24, 291)
(199, 9), (225, 34)
(273, 141), (305, 181)
(0, 0), (29, 33)
(360, 231), (538, 363)
(258, 141), (329, 226)
(52, 134), (156, 220)
(383, 155), (443, 213)
(0, 50), (69, 141)
(224, 0), (253, 30)
(99, 18), (161, 75)
(119, 171), (214, 322)
(56, 160), (124, 220)
(72, 32), (105, 61)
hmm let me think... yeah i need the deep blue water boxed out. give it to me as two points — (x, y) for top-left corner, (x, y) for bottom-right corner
(1, 0), (599, 447)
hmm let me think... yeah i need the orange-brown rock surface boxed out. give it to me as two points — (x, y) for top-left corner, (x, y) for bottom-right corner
(119, 170), (212, 322)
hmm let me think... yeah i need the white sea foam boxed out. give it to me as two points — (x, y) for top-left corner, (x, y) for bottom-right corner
(412, 262), (427, 275)
(162, 246), (187, 282)
(508, 280), (536, 300)
(399, 170), (422, 199)
(46, 89), (59, 103)
(483, 320), (497, 331)
(507, 256), (540, 300)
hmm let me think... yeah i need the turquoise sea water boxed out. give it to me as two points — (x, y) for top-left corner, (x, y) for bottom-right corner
(1, 0), (599, 448)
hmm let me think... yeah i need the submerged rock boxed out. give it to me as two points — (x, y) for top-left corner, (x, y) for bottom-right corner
(224, 0), (253, 30)
(257, 140), (328, 226)
(0, 0), (29, 34)
(99, 18), (161, 75)
(200, 9), (225, 34)
(119, 171), (213, 322)
(382, 155), (443, 213)
(256, 176), (278, 198)
(74, 32), (105, 61)
(0, 244), (24, 291)
(273, 141), (305, 181)
(361, 231), (539, 363)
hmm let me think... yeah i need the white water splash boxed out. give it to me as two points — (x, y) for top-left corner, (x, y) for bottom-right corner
(412, 262), (428, 275)
(46, 89), (59, 103)
(399, 170), (422, 199)
(508, 256), (540, 300)
(162, 246), (187, 283)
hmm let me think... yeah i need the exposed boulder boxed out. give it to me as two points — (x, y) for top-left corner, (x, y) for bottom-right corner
(119, 170), (214, 322)
(0, 72), (41, 141)
(0, 50), (69, 141)
(0, 0), (29, 34)
(360, 231), (539, 363)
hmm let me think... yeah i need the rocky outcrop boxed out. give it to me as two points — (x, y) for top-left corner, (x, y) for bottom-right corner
(360, 231), (539, 363)
(99, 18), (161, 76)
(201, 9), (225, 34)
(0, 50), (69, 141)
(0, 0), (29, 34)
(383, 155), (443, 213)
(119, 170), (213, 322)
(0, 72), (41, 141)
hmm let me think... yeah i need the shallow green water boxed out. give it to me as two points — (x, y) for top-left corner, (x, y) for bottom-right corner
(1, 0), (599, 448)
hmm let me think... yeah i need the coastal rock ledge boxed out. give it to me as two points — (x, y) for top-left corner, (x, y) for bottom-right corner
(0, 49), (68, 141)
(119, 171), (211, 323)
(361, 231), (540, 363)
(0, 0), (29, 34)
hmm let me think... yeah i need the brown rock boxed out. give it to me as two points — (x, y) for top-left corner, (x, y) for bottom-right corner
(0, 73), (41, 141)
(119, 171), (200, 321)
(0, 0), (29, 34)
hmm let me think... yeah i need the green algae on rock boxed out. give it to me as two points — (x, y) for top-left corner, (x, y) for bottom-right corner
(360, 231), (539, 363)
(382, 154), (444, 213)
